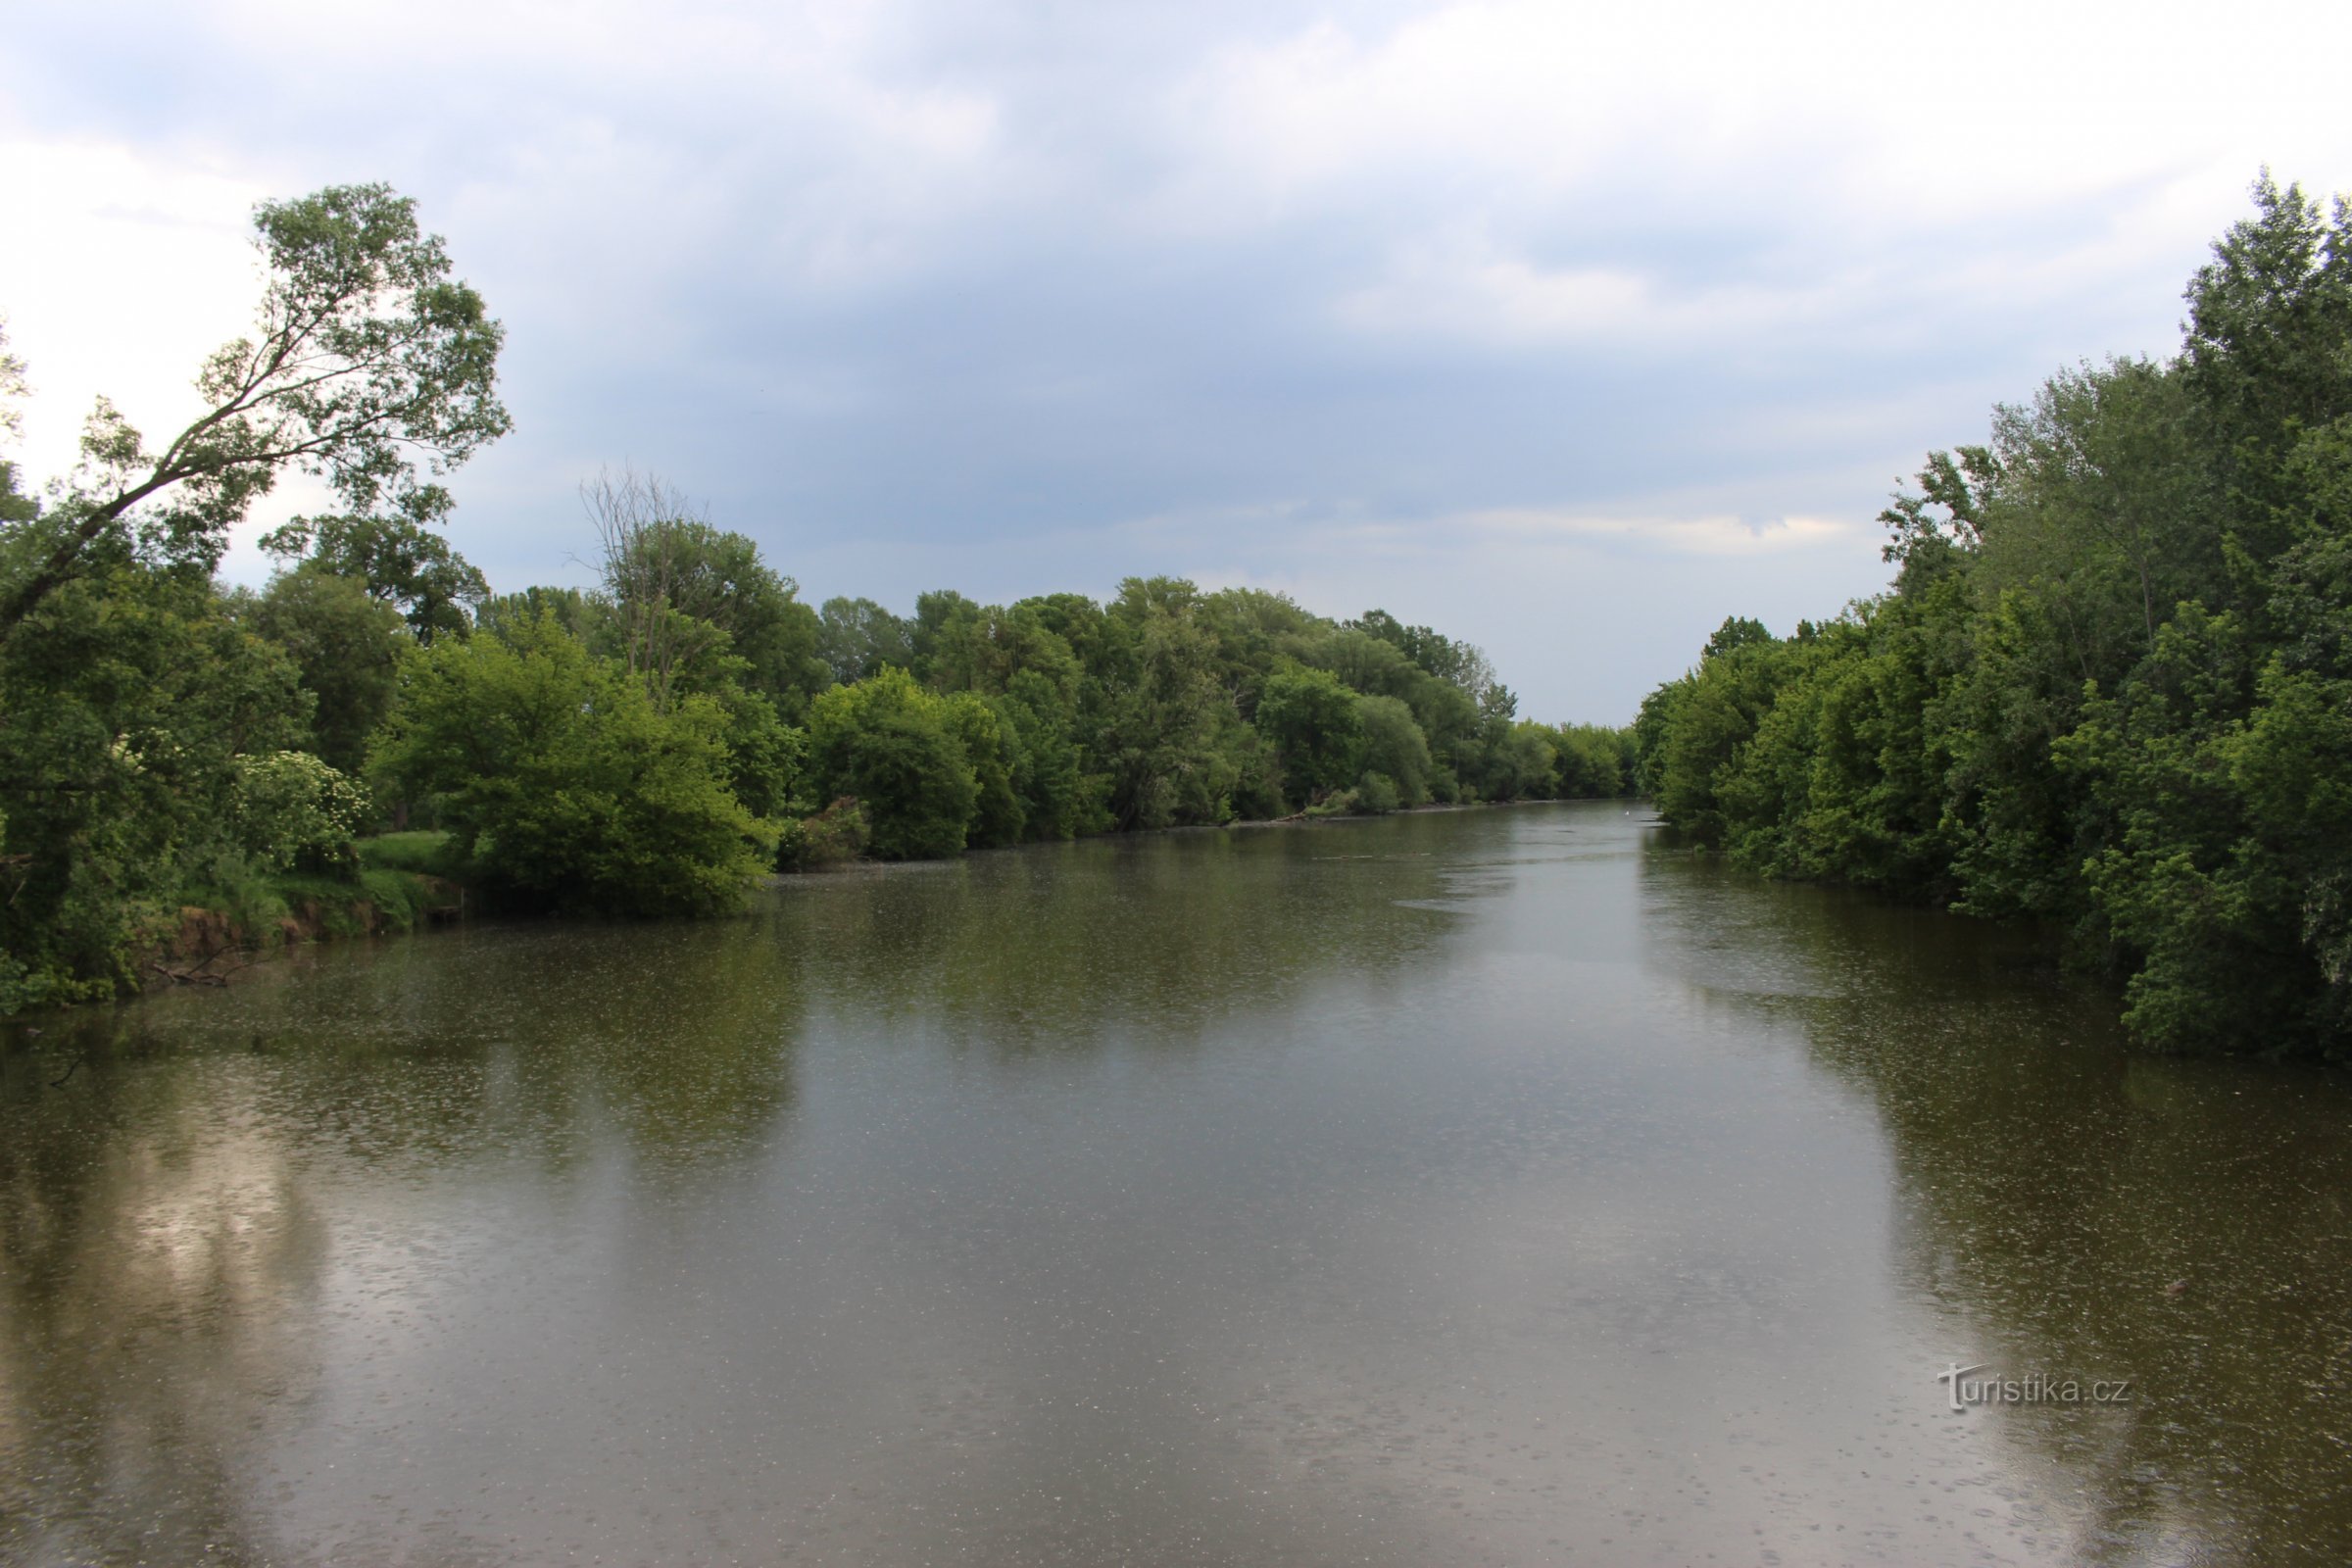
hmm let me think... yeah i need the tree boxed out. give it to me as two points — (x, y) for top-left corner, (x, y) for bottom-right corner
(0, 183), (509, 642)
(0, 566), (308, 1007)
(249, 567), (408, 774)
(807, 667), (979, 859)
(259, 498), (490, 642)
(816, 596), (914, 685)
(583, 467), (831, 716)
(1635, 173), (2352, 1058)
(1098, 577), (1230, 829)
(370, 610), (777, 916)
(1256, 663), (1362, 805)
(1355, 694), (1433, 806)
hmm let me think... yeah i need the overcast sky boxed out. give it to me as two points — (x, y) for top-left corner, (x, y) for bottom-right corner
(4, 1), (2348, 720)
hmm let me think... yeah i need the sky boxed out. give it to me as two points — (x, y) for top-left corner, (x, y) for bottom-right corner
(3, 1), (2349, 721)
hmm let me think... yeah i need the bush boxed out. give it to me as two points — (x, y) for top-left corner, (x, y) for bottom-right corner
(371, 610), (779, 915)
(232, 750), (371, 873)
(1354, 771), (1402, 813)
(779, 797), (871, 870)
(808, 668), (979, 859)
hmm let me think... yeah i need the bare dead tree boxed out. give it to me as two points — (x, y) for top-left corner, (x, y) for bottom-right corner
(580, 466), (727, 711)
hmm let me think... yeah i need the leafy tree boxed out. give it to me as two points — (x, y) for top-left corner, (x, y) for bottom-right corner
(0, 183), (508, 643)
(249, 566), (408, 773)
(1487, 721), (1560, 802)
(258, 498), (489, 642)
(807, 667), (979, 859)
(943, 692), (1026, 848)
(1097, 577), (1231, 829)
(0, 564), (308, 1006)
(477, 585), (607, 648)
(583, 468), (830, 716)
(370, 610), (777, 915)
(1355, 694), (1433, 806)
(2181, 172), (2352, 525)
(1255, 663), (1362, 805)
(992, 669), (1107, 840)
(1639, 173), (2352, 1058)
(816, 596), (913, 685)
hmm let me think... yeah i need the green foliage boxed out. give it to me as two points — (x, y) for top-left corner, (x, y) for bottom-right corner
(477, 585), (605, 647)
(1552, 723), (1634, 798)
(1638, 174), (2352, 1058)
(258, 503), (490, 643)
(248, 565), (408, 772)
(370, 610), (778, 915)
(581, 471), (833, 722)
(807, 666), (980, 859)
(1256, 663), (1362, 804)
(358, 830), (455, 875)
(1354, 771), (1402, 814)
(942, 692), (1026, 849)
(0, 182), (508, 643)
(778, 797), (872, 870)
(816, 596), (914, 684)
(231, 750), (370, 874)
(1355, 694), (1433, 807)
(1487, 721), (1561, 803)
(0, 560), (307, 1007)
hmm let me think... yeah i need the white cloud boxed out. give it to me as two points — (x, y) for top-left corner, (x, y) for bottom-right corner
(0, 140), (270, 490)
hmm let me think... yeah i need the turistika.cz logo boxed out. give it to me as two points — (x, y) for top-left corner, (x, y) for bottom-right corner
(1936, 1363), (2133, 1411)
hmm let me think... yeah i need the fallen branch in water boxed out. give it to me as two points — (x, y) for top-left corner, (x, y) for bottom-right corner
(148, 948), (263, 988)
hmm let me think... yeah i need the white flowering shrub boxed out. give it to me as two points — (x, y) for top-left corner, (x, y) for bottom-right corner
(232, 751), (372, 873)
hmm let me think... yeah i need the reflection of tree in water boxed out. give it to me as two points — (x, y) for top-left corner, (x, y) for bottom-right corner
(0, 914), (810, 1564)
(770, 816), (1465, 1058)
(0, 820), (1471, 1563)
(1640, 847), (2352, 1565)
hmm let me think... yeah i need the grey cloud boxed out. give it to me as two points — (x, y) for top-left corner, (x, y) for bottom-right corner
(6, 0), (2328, 718)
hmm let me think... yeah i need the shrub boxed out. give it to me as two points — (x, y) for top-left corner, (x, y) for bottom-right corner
(232, 751), (371, 873)
(779, 797), (871, 870)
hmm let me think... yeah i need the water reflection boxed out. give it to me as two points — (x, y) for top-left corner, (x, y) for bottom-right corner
(0, 805), (2345, 1564)
(1639, 851), (2352, 1564)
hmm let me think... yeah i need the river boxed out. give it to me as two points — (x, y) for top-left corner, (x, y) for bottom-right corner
(3, 802), (2348, 1565)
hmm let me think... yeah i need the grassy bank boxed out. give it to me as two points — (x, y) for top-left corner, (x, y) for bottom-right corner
(154, 833), (465, 978)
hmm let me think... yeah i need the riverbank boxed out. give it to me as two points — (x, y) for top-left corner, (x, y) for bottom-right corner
(63, 799), (1633, 1014)
(142, 835), (464, 994)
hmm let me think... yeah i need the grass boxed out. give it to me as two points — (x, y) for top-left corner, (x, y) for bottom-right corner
(172, 838), (462, 956)
(358, 830), (457, 875)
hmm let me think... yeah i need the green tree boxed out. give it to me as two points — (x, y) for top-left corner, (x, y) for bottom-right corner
(0, 183), (508, 643)
(816, 596), (913, 684)
(583, 469), (830, 716)
(249, 565), (407, 774)
(1098, 577), (1231, 829)
(0, 565), (307, 1006)
(258, 498), (490, 642)
(1354, 694), (1433, 807)
(807, 667), (979, 859)
(1255, 663), (1362, 805)
(370, 610), (777, 915)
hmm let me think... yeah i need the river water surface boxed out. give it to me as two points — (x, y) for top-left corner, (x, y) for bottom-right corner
(4, 803), (2349, 1565)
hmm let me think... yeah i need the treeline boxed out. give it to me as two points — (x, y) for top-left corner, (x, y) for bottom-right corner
(1635, 175), (2352, 1059)
(0, 183), (1632, 1014)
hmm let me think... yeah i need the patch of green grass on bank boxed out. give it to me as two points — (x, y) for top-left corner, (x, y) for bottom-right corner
(271, 868), (442, 934)
(172, 858), (453, 952)
(358, 830), (457, 875)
